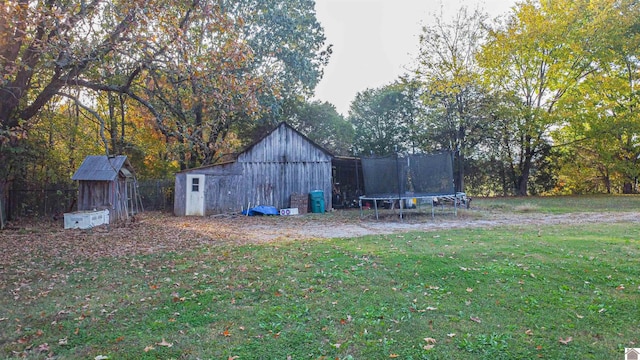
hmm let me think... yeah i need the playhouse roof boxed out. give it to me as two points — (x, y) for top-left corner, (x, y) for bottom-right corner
(72, 155), (132, 181)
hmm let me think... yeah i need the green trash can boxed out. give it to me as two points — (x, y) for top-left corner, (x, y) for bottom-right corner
(309, 190), (325, 213)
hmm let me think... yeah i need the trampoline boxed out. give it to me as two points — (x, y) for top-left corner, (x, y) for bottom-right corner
(358, 152), (468, 219)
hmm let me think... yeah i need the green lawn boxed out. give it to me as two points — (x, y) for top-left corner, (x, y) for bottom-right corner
(472, 194), (640, 213)
(1, 197), (639, 359)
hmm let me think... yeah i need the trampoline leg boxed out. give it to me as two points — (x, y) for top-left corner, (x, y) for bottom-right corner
(374, 200), (379, 220)
(454, 194), (458, 216)
(431, 198), (435, 219)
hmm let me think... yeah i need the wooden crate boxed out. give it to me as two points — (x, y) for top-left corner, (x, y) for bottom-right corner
(290, 193), (308, 214)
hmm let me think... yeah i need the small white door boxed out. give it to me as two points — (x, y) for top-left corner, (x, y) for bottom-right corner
(185, 174), (205, 216)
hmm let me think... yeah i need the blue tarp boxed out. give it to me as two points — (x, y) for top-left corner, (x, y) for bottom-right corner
(242, 205), (279, 216)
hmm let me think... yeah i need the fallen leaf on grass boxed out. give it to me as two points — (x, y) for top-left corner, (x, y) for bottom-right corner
(470, 316), (482, 323)
(389, 354), (399, 358)
(228, 356), (239, 360)
(94, 356), (109, 360)
(156, 339), (173, 347)
(575, 313), (584, 319)
(144, 346), (155, 352)
(423, 345), (435, 350)
(616, 284), (625, 290)
(223, 330), (231, 337)
(559, 337), (573, 345)
(58, 338), (67, 345)
(424, 337), (437, 344)
(466, 288), (473, 293)
(447, 333), (456, 338)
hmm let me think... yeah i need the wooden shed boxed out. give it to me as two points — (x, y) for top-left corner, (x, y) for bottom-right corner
(72, 155), (139, 222)
(174, 122), (333, 216)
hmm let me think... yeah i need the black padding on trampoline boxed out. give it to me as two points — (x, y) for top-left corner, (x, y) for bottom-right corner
(361, 155), (405, 195)
(361, 152), (454, 197)
(409, 152), (454, 195)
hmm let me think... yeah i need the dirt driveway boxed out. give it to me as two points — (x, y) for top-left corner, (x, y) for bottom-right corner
(2, 208), (639, 266)
(230, 209), (640, 241)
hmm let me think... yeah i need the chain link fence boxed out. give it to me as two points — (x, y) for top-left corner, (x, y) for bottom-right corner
(5, 179), (175, 220)
(136, 179), (174, 212)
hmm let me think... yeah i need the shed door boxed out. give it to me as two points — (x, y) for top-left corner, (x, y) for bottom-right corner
(185, 174), (205, 216)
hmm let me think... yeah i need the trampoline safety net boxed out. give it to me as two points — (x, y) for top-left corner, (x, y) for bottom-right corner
(361, 152), (455, 197)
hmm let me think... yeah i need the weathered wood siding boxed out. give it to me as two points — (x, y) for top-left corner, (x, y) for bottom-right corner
(78, 181), (110, 211)
(201, 162), (243, 215)
(174, 123), (333, 215)
(237, 123), (332, 210)
(174, 162), (244, 216)
(77, 178), (129, 222)
(174, 173), (187, 216)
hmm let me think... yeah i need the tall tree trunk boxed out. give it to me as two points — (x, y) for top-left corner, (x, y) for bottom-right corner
(108, 93), (118, 154)
(456, 151), (465, 193)
(602, 168), (611, 194)
(456, 124), (466, 193)
(120, 94), (126, 148)
(517, 151), (533, 196)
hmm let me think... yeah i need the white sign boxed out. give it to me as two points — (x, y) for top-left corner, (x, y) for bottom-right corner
(280, 208), (299, 216)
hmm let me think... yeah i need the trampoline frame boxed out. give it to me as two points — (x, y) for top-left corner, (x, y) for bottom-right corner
(359, 192), (468, 219)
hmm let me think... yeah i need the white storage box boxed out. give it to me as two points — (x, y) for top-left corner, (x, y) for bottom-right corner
(279, 208), (299, 216)
(64, 209), (110, 229)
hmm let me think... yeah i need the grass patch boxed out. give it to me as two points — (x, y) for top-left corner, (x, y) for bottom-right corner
(1, 221), (639, 358)
(472, 194), (640, 214)
(513, 202), (541, 213)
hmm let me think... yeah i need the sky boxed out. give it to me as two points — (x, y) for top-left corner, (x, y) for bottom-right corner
(312, 0), (517, 115)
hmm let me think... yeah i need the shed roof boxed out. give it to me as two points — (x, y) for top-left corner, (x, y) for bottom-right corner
(241, 122), (334, 158)
(72, 155), (131, 181)
(177, 122), (333, 174)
